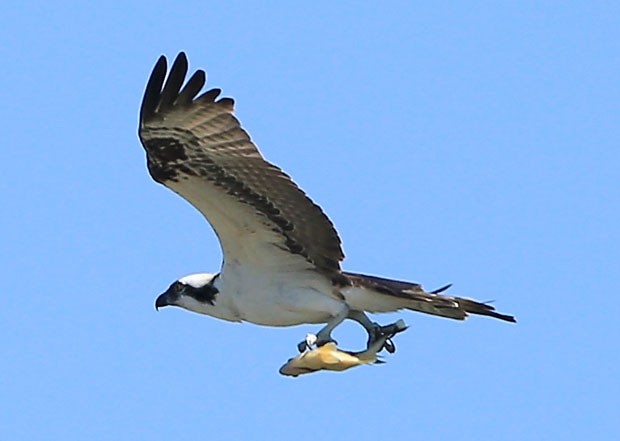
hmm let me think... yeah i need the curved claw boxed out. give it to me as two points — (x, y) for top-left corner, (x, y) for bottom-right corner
(297, 340), (309, 353)
(367, 319), (408, 353)
(383, 338), (396, 354)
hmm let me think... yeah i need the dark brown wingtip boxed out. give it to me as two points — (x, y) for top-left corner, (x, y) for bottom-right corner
(140, 55), (168, 122)
(197, 88), (221, 102)
(176, 69), (206, 106)
(196, 89), (235, 110)
(158, 52), (189, 112)
(216, 97), (235, 110)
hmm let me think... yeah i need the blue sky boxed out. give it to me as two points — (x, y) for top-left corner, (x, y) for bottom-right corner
(1, 1), (619, 439)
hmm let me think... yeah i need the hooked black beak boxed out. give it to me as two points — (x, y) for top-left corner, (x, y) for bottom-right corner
(155, 292), (171, 311)
(155, 282), (184, 311)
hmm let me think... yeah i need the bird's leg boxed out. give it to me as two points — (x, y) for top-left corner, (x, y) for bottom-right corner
(348, 311), (408, 353)
(297, 304), (350, 352)
(347, 310), (378, 345)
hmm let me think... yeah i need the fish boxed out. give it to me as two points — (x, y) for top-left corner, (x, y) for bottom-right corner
(279, 320), (407, 377)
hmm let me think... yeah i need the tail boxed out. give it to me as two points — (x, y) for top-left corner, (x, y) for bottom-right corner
(344, 271), (516, 323)
(449, 296), (516, 322)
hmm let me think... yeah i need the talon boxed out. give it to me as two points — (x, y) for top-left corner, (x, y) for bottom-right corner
(297, 340), (308, 353)
(366, 320), (408, 353)
(383, 338), (396, 354)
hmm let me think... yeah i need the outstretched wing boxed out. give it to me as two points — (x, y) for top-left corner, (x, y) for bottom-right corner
(138, 53), (345, 281)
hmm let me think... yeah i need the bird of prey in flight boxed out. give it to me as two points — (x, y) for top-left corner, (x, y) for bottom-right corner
(138, 52), (515, 354)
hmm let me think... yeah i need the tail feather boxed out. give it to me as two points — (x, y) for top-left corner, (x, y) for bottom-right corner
(343, 271), (516, 323)
(451, 297), (516, 322)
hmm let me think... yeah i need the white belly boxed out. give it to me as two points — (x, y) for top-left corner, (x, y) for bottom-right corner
(221, 263), (345, 327)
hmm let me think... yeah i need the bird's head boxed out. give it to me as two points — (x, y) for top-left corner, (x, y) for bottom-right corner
(155, 273), (219, 313)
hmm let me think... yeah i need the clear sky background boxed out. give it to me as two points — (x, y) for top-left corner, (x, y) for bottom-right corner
(1, 1), (618, 440)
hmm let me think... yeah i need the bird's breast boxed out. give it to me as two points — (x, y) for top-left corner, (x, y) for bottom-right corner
(219, 264), (344, 327)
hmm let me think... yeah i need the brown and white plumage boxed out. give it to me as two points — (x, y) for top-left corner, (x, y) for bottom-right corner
(140, 53), (344, 283)
(140, 53), (514, 353)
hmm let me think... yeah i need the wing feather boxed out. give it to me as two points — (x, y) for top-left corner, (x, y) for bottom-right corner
(138, 52), (345, 282)
(140, 56), (167, 121)
(158, 52), (188, 111)
(176, 71), (206, 106)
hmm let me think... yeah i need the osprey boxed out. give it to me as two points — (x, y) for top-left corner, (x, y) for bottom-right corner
(139, 52), (515, 353)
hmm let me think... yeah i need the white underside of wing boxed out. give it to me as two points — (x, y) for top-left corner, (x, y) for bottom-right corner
(166, 175), (313, 272)
(164, 175), (348, 326)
